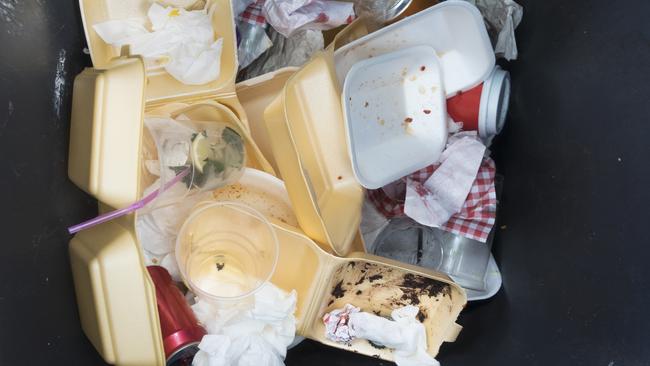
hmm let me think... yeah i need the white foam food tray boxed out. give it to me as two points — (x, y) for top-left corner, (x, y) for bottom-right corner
(342, 46), (447, 189)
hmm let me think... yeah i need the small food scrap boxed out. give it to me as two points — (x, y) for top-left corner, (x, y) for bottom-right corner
(368, 274), (383, 283)
(423, 109), (431, 114)
(404, 117), (413, 123)
(332, 280), (346, 298)
(356, 290), (362, 295)
(216, 262), (225, 271)
(364, 101), (369, 108)
(420, 65), (426, 71)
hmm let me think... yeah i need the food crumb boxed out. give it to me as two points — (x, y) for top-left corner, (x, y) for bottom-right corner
(420, 65), (426, 71)
(337, 176), (343, 180)
(404, 117), (413, 123)
(423, 109), (431, 114)
(364, 101), (369, 107)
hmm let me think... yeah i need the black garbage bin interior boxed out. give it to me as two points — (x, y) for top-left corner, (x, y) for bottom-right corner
(2, 0), (650, 365)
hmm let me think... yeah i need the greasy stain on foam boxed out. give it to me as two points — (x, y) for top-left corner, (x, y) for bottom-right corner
(53, 49), (67, 120)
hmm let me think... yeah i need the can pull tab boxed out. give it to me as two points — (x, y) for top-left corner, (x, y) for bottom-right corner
(443, 322), (463, 343)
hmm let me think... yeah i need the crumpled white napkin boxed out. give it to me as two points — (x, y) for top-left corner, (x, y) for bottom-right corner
(262, 0), (354, 37)
(191, 283), (297, 366)
(404, 132), (486, 228)
(93, 3), (223, 85)
(323, 304), (439, 366)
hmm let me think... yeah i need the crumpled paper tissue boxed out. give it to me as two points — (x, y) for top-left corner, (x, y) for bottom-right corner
(263, 0), (355, 38)
(191, 283), (297, 366)
(466, 0), (523, 60)
(324, 304), (439, 366)
(404, 132), (486, 229)
(93, 3), (223, 85)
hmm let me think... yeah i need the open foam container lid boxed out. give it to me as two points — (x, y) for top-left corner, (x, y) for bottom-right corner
(78, 0), (238, 104)
(263, 52), (364, 257)
(334, 0), (495, 97)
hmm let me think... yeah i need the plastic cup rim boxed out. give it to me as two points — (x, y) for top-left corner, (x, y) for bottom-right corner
(175, 200), (280, 303)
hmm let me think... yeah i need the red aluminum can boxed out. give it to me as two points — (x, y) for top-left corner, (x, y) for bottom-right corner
(147, 266), (206, 365)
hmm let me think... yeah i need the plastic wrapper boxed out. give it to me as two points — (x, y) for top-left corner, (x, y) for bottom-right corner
(237, 21), (273, 69)
(466, 0), (523, 60)
(239, 27), (324, 80)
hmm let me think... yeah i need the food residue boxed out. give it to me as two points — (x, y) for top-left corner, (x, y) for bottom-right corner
(337, 176), (343, 180)
(364, 101), (369, 107)
(420, 65), (426, 71)
(404, 117), (413, 123)
(409, 75), (417, 81)
(216, 262), (225, 271)
(423, 109), (431, 114)
(323, 261), (454, 324)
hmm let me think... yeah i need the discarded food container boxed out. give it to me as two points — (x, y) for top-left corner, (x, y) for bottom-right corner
(372, 217), (494, 291)
(210, 167), (299, 227)
(147, 266), (206, 365)
(342, 45), (447, 189)
(67, 13), (468, 364)
(264, 53), (364, 256)
(447, 66), (511, 138)
(67, 1), (278, 363)
(79, 0), (238, 103)
(236, 67), (299, 174)
(176, 202), (279, 302)
(335, 0), (495, 96)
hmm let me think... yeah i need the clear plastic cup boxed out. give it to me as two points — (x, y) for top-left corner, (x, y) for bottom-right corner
(175, 202), (279, 302)
(142, 117), (246, 209)
(372, 217), (493, 291)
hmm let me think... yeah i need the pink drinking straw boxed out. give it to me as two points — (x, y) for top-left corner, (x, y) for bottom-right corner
(68, 167), (191, 234)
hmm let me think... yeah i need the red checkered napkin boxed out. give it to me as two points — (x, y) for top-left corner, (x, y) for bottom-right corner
(239, 0), (266, 26)
(367, 158), (497, 242)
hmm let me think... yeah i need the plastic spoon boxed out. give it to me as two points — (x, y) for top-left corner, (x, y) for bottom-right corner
(67, 167), (191, 234)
